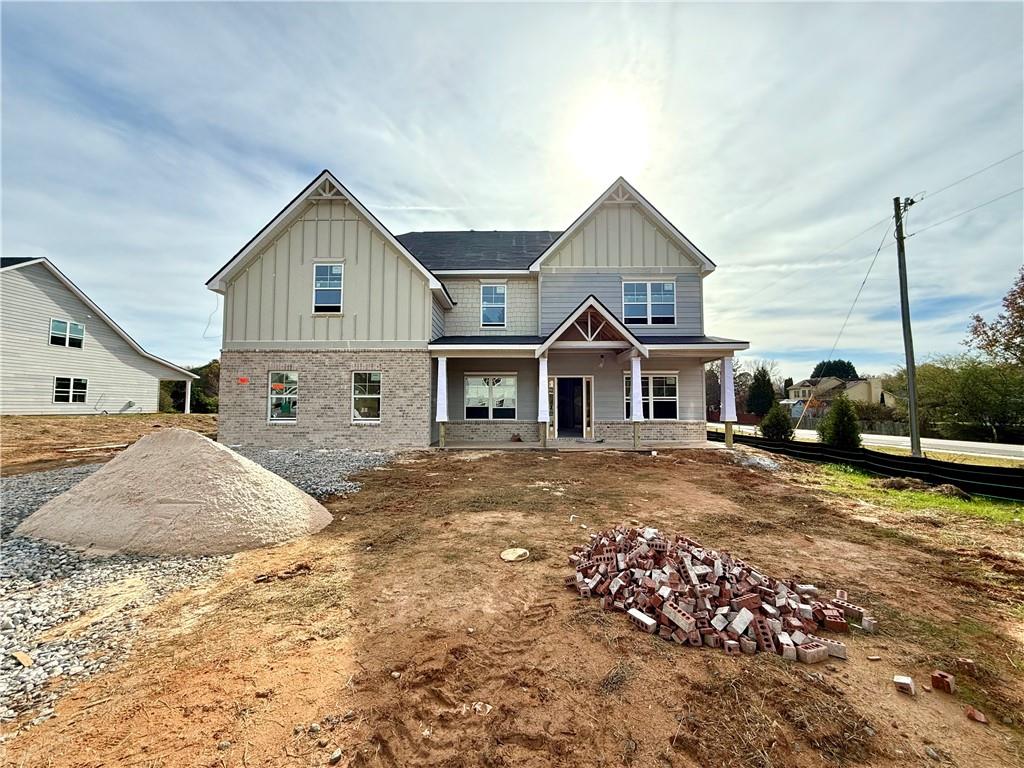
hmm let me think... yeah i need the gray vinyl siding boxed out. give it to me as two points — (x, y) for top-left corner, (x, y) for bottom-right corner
(222, 199), (432, 350)
(539, 271), (703, 336)
(0, 264), (188, 415)
(431, 296), (446, 340)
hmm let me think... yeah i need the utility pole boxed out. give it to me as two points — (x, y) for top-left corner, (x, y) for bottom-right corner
(893, 196), (922, 457)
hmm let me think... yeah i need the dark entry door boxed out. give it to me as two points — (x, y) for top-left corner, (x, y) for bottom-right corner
(556, 378), (584, 437)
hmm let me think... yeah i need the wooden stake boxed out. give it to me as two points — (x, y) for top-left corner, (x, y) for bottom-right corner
(725, 422), (734, 448)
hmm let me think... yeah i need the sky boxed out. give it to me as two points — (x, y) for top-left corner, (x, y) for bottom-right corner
(3, 2), (1022, 381)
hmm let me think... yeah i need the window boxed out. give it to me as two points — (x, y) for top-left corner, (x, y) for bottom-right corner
(268, 371), (298, 422)
(624, 374), (678, 420)
(352, 372), (381, 422)
(53, 377), (87, 403)
(313, 263), (343, 313)
(622, 281), (676, 325)
(480, 284), (506, 327)
(464, 375), (517, 419)
(49, 319), (84, 348)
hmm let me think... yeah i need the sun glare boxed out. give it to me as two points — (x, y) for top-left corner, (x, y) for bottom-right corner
(565, 85), (653, 184)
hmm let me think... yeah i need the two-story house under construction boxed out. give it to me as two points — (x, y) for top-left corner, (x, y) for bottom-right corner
(207, 171), (748, 448)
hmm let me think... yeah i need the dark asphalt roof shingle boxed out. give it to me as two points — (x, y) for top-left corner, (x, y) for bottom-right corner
(396, 231), (561, 271)
(1, 257), (41, 269)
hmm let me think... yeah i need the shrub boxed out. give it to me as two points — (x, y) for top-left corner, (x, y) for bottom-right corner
(817, 395), (862, 449)
(759, 403), (794, 441)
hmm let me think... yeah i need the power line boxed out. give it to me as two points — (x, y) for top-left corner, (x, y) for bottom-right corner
(917, 149), (1023, 202)
(907, 186), (1024, 239)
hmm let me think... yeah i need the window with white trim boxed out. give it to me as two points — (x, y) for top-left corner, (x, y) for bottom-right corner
(624, 374), (678, 420)
(480, 284), (506, 327)
(622, 281), (675, 325)
(313, 263), (343, 313)
(268, 371), (298, 422)
(352, 372), (381, 422)
(53, 377), (87, 403)
(464, 375), (517, 419)
(49, 319), (85, 348)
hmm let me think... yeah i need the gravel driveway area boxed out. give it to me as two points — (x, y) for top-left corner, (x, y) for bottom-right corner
(0, 448), (392, 731)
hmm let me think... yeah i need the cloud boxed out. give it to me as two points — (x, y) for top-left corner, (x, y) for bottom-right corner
(2, 3), (1021, 378)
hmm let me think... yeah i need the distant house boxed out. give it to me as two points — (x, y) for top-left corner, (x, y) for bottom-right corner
(782, 376), (895, 418)
(0, 258), (196, 415)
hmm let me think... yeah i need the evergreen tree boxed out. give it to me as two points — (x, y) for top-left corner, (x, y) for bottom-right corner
(746, 365), (776, 417)
(759, 403), (794, 441)
(783, 376), (793, 391)
(817, 394), (862, 449)
(811, 359), (859, 380)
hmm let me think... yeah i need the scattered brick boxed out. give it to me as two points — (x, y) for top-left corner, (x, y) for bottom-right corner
(893, 675), (917, 696)
(566, 525), (872, 662)
(964, 706), (989, 724)
(931, 670), (956, 695)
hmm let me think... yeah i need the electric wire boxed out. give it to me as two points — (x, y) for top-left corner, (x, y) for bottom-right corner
(917, 149), (1023, 202)
(907, 187), (1024, 239)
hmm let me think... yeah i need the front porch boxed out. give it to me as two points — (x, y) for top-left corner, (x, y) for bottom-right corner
(436, 438), (718, 452)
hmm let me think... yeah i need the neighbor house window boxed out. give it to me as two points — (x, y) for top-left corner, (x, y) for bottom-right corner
(49, 319), (85, 348)
(313, 263), (343, 313)
(352, 372), (381, 422)
(480, 284), (506, 327)
(53, 377), (87, 403)
(622, 281), (675, 325)
(624, 374), (678, 420)
(268, 371), (298, 422)
(464, 375), (517, 419)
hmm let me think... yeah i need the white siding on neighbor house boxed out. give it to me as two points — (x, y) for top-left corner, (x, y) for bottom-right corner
(222, 199), (432, 350)
(0, 264), (187, 415)
(539, 271), (703, 336)
(441, 277), (538, 336)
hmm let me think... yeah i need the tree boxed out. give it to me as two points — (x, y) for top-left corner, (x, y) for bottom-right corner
(811, 359), (859, 380)
(160, 359), (221, 413)
(705, 363), (721, 410)
(817, 394), (861, 449)
(746, 365), (776, 417)
(759, 403), (794, 441)
(966, 266), (1023, 366)
(783, 377), (793, 391)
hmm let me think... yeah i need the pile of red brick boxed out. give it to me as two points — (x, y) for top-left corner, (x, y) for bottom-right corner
(566, 526), (877, 662)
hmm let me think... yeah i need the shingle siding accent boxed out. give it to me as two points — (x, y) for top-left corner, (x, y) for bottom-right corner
(539, 271), (702, 336)
(219, 349), (430, 448)
(442, 277), (538, 336)
(431, 296), (446, 340)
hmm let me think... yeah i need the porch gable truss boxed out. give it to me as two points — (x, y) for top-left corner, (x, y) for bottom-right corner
(536, 295), (649, 358)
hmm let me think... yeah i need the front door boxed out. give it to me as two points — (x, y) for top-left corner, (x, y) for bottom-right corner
(556, 378), (584, 438)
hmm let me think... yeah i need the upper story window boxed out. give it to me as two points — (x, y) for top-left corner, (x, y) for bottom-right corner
(622, 281), (675, 325)
(268, 371), (298, 422)
(49, 319), (85, 348)
(480, 284), (506, 327)
(313, 263), (343, 313)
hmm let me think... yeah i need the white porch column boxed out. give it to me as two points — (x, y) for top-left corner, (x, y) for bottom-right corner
(537, 355), (549, 447)
(720, 356), (737, 447)
(435, 357), (448, 448)
(630, 355), (644, 448)
(184, 379), (192, 414)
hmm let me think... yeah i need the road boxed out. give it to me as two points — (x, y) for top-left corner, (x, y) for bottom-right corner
(708, 423), (1024, 460)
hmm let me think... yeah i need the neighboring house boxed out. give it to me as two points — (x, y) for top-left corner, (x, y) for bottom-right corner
(0, 258), (196, 415)
(207, 171), (748, 448)
(783, 376), (895, 418)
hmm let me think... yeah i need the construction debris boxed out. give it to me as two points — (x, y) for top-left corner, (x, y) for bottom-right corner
(500, 547), (530, 562)
(931, 670), (956, 694)
(566, 525), (878, 662)
(964, 706), (989, 724)
(893, 675), (917, 696)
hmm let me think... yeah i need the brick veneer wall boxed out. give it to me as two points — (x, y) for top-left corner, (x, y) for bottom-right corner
(594, 420), (706, 442)
(219, 349), (431, 449)
(445, 420), (543, 443)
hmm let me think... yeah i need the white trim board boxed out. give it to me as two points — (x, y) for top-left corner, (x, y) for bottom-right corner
(536, 295), (649, 359)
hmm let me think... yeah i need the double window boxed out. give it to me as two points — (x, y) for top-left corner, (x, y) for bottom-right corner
(53, 377), (87, 403)
(624, 374), (678, 420)
(480, 284), (506, 327)
(622, 281), (675, 325)
(268, 371), (298, 422)
(352, 372), (382, 422)
(49, 319), (84, 348)
(313, 263), (343, 313)
(465, 375), (517, 420)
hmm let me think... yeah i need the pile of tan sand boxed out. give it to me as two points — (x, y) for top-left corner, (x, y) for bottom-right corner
(15, 428), (332, 555)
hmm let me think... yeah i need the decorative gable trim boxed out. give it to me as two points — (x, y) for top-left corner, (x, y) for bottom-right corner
(527, 177), (716, 274)
(1, 258), (196, 379)
(536, 294), (649, 358)
(206, 170), (453, 307)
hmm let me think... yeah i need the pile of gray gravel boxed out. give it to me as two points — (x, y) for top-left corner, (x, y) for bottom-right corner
(0, 446), (391, 731)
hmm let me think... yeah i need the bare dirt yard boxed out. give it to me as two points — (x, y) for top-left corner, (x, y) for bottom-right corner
(0, 413), (218, 475)
(3, 447), (1023, 768)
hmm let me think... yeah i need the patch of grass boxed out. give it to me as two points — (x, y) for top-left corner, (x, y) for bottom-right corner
(818, 464), (1023, 524)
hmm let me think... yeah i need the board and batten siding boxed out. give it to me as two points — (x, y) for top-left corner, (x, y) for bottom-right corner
(442, 277), (538, 336)
(222, 199), (432, 350)
(539, 272), (702, 336)
(0, 263), (186, 415)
